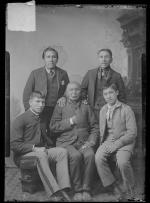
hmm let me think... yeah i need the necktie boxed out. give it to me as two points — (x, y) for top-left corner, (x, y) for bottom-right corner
(98, 68), (106, 79)
(49, 69), (55, 78)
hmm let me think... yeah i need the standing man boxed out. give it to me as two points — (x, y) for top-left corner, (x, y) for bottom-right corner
(95, 84), (137, 201)
(50, 82), (99, 201)
(23, 47), (69, 146)
(81, 48), (126, 120)
(11, 91), (71, 201)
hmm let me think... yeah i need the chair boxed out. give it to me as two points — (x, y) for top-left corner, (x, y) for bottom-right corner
(13, 152), (44, 194)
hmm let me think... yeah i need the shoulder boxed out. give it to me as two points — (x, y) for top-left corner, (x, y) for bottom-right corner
(56, 66), (68, 75)
(87, 67), (98, 74)
(99, 104), (107, 116)
(30, 67), (44, 76)
(13, 111), (27, 126)
(110, 67), (122, 78)
(100, 104), (107, 112)
(83, 67), (98, 79)
(120, 102), (134, 114)
(33, 67), (45, 73)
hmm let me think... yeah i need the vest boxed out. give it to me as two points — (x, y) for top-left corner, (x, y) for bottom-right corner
(45, 70), (58, 107)
(105, 119), (114, 141)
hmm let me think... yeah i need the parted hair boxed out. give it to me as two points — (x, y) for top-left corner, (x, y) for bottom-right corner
(102, 83), (118, 92)
(42, 47), (58, 59)
(97, 48), (112, 58)
(29, 91), (45, 100)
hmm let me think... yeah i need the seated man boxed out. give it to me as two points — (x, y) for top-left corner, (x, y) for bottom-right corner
(95, 83), (137, 200)
(50, 82), (99, 201)
(11, 91), (71, 202)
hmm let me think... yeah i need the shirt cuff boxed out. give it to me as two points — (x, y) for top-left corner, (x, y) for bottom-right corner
(70, 118), (74, 125)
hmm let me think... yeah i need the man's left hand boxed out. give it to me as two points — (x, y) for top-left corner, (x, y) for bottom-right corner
(79, 142), (92, 152)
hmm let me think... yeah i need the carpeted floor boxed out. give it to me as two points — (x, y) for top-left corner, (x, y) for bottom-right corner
(4, 154), (145, 202)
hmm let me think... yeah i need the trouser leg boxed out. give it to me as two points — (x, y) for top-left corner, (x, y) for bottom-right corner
(95, 144), (115, 187)
(116, 150), (135, 193)
(65, 145), (83, 192)
(47, 147), (71, 190)
(82, 147), (95, 191)
(40, 106), (55, 146)
(23, 151), (60, 198)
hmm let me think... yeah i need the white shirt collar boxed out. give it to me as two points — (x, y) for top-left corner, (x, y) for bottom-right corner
(45, 67), (50, 74)
(45, 66), (56, 74)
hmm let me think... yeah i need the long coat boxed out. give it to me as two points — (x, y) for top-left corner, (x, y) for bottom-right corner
(81, 67), (126, 108)
(99, 101), (137, 152)
(23, 66), (69, 110)
(50, 102), (99, 148)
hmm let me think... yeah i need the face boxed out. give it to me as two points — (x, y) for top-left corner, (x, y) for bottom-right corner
(29, 97), (45, 114)
(98, 51), (112, 69)
(67, 83), (81, 101)
(103, 87), (118, 106)
(44, 50), (58, 69)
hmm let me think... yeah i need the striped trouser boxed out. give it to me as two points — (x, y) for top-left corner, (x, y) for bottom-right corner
(23, 147), (71, 198)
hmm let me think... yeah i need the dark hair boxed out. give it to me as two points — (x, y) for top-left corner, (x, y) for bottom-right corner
(97, 48), (112, 58)
(29, 91), (45, 100)
(102, 83), (118, 92)
(42, 47), (58, 59)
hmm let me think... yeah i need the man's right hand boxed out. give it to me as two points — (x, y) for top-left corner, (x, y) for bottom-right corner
(57, 97), (67, 107)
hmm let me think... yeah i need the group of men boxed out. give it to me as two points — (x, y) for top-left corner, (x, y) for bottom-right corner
(11, 47), (137, 202)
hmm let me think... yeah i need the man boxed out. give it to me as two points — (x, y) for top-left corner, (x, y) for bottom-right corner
(23, 47), (69, 146)
(50, 82), (99, 201)
(11, 91), (71, 201)
(81, 48), (126, 120)
(95, 83), (137, 201)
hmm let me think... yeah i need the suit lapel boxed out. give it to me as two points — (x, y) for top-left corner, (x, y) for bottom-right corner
(105, 67), (113, 82)
(90, 68), (99, 105)
(39, 67), (47, 94)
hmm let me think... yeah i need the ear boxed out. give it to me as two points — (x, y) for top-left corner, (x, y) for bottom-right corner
(116, 90), (119, 96)
(29, 99), (32, 106)
(110, 57), (113, 63)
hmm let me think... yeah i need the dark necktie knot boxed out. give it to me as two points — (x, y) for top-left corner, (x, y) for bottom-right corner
(49, 69), (55, 78)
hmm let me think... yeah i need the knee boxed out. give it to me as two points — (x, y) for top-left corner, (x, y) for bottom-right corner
(84, 150), (95, 162)
(36, 151), (47, 159)
(95, 150), (105, 165)
(69, 151), (82, 162)
(57, 147), (68, 158)
(117, 158), (130, 169)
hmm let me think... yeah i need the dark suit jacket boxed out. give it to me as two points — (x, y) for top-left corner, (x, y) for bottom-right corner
(23, 66), (69, 110)
(11, 110), (45, 166)
(50, 102), (99, 148)
(81, 67), (126, 108)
